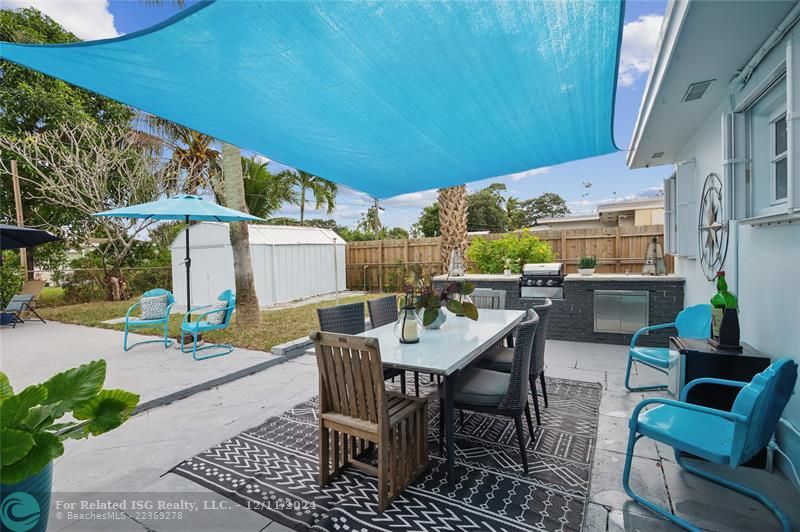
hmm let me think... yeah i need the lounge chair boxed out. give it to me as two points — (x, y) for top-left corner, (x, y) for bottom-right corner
(180, 289), (235, 360)
(1, 294), (44, 327)
(123, 288), (175, 351)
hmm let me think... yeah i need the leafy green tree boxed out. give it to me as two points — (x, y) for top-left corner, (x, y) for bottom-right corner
(0, 8), (133, 276)
(142, 116), (220, 194)
(521, 192), (570, 226)
(506, 197), (527, 230)
(241, 157), (295, 219)
(468, 231), (555, 274)
(383, 227), (409, 240)
(467, 183), (509, 232)
(412, 203), (441, 237)
(264, 217), (338, 229)
(357, 205), (382, 237)
(278, 169), (338, 225)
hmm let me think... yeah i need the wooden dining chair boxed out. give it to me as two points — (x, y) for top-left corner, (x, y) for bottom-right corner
(312, 331), (429, 512)
(318, 301), (408, 394)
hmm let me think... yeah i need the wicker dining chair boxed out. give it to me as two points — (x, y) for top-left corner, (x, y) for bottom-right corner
(367, 295), (423, 396)
(440, 312), (539, 473)
(317, 301), (407, 393)
(478, 299), (553, 425)
(312, 331), (429, 512)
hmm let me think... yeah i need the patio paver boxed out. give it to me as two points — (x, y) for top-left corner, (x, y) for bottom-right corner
(2, 323), (797, 531)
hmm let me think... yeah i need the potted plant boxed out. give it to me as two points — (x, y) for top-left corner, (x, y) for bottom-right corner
(415, 281), (479, 328)
(0, 360), (139, 532)
(502, 257), (515, 276)
(579, 256), (597, 276)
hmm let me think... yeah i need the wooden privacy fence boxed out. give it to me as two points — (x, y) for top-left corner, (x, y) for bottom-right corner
(345, 225), (673, 291)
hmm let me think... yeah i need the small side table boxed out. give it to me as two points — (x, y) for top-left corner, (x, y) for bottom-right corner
(669, 336), (772, 467)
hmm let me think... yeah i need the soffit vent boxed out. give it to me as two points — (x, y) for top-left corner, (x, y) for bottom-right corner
(652, 152), (664, 159)
(682, 80), (715, 102)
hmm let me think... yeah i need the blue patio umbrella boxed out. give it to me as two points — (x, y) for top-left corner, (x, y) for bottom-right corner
(95, 195), (262, 318)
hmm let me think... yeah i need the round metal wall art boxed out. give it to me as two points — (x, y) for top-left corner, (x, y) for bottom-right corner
(697, 172), (729, 281)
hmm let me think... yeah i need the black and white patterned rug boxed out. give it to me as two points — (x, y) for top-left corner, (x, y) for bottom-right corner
(172, 376), (601, 532)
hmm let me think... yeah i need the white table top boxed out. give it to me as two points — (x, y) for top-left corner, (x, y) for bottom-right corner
(357, 308), (525, 376)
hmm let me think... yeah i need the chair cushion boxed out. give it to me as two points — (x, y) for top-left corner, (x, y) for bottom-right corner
(476, 345), (513, 372)
(206, 299), (228, 325)
(630, 347), (671, 369)
(140, 294), (169, 320)
(637, 404), (734, 465)
(446, 367), (510, 407)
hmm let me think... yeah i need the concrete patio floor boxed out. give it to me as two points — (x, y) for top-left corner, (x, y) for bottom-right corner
(1, 323), (797, 531)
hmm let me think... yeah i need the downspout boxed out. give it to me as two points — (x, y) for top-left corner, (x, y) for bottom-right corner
(788, 36), (798, 214)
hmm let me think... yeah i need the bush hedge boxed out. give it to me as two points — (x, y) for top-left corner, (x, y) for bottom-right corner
(467, 230), (555, 274)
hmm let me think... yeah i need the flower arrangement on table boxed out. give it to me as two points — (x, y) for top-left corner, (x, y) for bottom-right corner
(414, 280), (479, 326)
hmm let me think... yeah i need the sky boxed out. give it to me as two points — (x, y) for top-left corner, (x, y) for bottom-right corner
(6, 0), (672, 230)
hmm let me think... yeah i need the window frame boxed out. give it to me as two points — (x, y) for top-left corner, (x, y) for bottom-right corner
(769, 110), (788, 205)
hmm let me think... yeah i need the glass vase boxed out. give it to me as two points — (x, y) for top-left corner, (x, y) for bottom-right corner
(394, 305), (423, 344)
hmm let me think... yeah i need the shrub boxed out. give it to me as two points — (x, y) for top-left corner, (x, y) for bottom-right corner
(0, 250), (25, 306)
(467, 231), (555, 274)
(126, 267), (172, 295)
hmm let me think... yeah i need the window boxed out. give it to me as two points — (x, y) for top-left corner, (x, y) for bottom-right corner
(771, 113), (788, 203)
(744, 76), (787, 217)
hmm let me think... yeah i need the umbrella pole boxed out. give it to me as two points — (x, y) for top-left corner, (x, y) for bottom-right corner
(185, 215), (192, 323)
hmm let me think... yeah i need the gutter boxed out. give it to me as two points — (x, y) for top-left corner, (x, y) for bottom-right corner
(734, 1), (800, 87)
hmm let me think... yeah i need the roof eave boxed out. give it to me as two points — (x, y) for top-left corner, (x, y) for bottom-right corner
(627, 1), (691, 169)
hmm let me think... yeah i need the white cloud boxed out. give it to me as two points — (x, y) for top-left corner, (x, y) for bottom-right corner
(4, 0), (120, 41)
(618, 14), (663, 87)
(381, 189), (438, 209)
(501, 166), (552, 182)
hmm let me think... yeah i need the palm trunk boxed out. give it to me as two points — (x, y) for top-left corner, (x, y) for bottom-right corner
(299, 187), (306, 225)
(438, 185), (468, 274)
(221, 142), (260, 327)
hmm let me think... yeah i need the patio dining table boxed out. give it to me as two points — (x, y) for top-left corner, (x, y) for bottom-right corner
(357, 308), (526, 487)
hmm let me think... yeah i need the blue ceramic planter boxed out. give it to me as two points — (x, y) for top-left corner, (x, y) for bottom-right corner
(1, 462), (52, 532)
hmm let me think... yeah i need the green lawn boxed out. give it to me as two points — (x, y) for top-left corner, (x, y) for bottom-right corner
(38, 286), (66, 307)
(38, 293), (388, 352)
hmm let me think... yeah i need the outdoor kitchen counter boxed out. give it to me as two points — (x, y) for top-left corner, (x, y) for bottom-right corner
(565, 273), (684, 281)
(432, 272), (686, 347)
(432, 273), (520, 282)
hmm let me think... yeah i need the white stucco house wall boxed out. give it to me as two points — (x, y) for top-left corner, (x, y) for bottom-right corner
(628, 1), (800, 489)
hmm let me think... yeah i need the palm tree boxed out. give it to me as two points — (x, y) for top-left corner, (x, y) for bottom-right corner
(278, 169), (338, 225)
(142, 115), (220, 194)
(241, 156), (296, 219)
(221, 143), (260, 327)
(438, 185), (468, 273)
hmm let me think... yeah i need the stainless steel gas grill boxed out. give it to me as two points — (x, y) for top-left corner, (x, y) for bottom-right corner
(520, 262), (565, 299)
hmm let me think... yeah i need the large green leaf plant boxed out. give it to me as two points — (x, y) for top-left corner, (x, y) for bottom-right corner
(0, 360), (139, 485)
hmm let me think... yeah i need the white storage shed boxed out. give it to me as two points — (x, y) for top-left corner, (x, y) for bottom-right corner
(170, 222), (346, 308)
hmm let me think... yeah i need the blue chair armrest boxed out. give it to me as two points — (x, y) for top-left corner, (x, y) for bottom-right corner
(630, 322), (675, 349)
(195, 305), (234, 323)
(182, 304), (211, 324)
(680, 377), (748, 402)
(125, 301), (141, 321)
(630, 397), (748, 430)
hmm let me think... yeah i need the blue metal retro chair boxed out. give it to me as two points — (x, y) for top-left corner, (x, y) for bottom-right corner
(625, 304), (711, 391)
(123, 288), (175, 351)
(180, 289), (236, 360)
(623, 358), (798, 531)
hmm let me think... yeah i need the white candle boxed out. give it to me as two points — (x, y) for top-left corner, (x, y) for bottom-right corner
(402, 312), (418, 342)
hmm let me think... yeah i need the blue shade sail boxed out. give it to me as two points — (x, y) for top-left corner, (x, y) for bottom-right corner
(1, 0), (623, 199)
(94, 194), (262, 222)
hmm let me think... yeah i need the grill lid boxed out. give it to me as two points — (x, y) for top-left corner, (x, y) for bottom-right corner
(522, 262), (564, 276)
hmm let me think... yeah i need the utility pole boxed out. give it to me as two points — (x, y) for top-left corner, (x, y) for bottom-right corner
(10, 160), (27, 274)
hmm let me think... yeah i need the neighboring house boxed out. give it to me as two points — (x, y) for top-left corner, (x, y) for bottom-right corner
(533, 197), (664, 230)
(628, 1), (800, 489)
